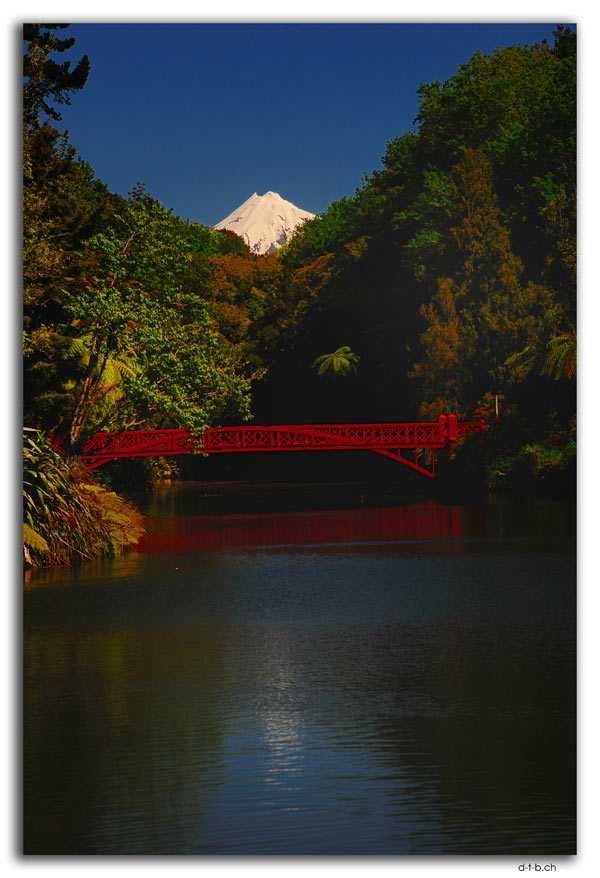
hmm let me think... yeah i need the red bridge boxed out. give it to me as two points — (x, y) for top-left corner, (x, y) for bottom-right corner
(75, 415), (486, 478)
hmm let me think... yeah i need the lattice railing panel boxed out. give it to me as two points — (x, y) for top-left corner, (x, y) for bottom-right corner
(82, 428), (196, 457)
(201, 422), (453, 451)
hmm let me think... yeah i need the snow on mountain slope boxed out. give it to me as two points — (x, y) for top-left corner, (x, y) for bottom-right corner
(214, 191), (316, 255)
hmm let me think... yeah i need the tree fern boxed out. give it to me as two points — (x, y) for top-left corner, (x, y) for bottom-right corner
(312, 346), (360, 379)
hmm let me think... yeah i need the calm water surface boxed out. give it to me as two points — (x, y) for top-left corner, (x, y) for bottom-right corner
(23, 485), (576, 855)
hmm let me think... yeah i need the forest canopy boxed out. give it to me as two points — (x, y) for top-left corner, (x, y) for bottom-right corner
(23, 24), (576, 491)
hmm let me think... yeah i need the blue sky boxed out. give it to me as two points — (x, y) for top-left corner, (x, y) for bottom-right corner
(45, 22), (562, 226)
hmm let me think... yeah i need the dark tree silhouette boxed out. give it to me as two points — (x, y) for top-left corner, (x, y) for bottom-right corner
(23, 24), (90, 124)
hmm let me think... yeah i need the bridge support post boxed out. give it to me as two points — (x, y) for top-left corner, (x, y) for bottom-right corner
(438, 413), (458, 449)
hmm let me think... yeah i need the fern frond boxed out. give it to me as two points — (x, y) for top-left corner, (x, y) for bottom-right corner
(59, 335), (91, 364)
(542, 332), (576, 380)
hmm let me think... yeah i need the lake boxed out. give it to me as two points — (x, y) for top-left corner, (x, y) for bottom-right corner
(23, 484), (576, 855)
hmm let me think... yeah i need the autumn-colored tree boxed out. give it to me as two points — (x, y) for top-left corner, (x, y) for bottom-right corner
(410, 277), (475, 418)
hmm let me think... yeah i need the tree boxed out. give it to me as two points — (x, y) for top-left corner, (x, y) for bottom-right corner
(410, 277), (476, 418)
(23, 120), (118, 434)
(23, 24), (90, 125)
(413, 29), (576, 285)
(51, 187), (253, 450)
(23, 123), (112, 323)
(412, 147), (530, 415)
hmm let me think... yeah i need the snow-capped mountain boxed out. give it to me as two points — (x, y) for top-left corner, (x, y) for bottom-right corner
(214, 191), (315, 255)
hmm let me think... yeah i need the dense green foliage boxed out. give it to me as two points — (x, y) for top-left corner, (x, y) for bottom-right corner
(24, 24), (576, 518)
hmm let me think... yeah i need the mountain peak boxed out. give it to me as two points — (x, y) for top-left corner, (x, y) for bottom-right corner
(215, 191), (315, 255)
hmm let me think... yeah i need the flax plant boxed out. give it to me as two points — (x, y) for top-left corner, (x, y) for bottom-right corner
(23, 428), (144, 566)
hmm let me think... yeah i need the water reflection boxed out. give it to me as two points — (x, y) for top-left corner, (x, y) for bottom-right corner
(134, 494), (574, 557)
(24, 490), (576, 854)
(135, 501), (465, 555)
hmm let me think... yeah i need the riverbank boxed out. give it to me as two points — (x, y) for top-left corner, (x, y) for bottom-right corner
(438, 417), (577, 497)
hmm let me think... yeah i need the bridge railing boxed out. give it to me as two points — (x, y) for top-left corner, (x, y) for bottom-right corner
(82, 428), (194, 456)
(67, 414), (486, 469)
(200, 421), (451, 451)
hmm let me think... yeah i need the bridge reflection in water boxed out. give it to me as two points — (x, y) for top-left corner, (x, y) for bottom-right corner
(136, 500), (469, 556)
